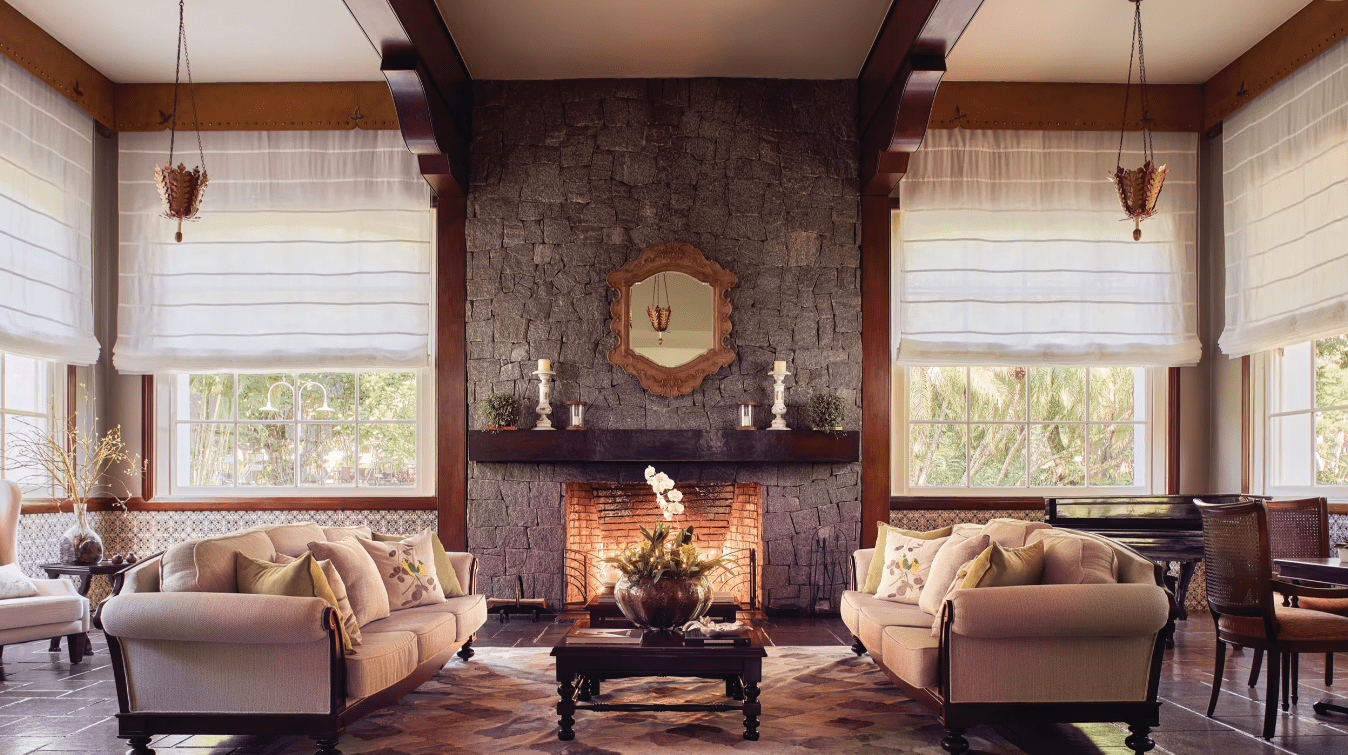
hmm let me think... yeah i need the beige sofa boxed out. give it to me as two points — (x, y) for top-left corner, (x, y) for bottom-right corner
(842, 520), (1173, 755)
(98, 523), (487, 755)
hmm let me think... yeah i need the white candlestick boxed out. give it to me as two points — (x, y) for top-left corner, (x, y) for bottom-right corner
(532, 369), (556, 430)
(768, 366), (790, 430)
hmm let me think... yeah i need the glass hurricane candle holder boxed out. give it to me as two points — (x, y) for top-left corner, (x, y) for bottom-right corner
(566, 401), (587, 430)
(737, 401), (758, 430)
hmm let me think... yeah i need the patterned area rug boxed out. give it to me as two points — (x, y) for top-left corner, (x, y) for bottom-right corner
(275, 647), (1028, 755)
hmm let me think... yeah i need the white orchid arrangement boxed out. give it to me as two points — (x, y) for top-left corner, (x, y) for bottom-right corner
(645, 465), (685, 520)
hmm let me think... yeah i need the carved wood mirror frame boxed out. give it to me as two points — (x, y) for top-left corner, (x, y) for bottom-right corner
(607, 241), (736, 398)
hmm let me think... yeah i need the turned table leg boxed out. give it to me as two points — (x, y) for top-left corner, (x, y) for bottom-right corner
(743, 680), (761, 741)
(557, 675), (577, 741)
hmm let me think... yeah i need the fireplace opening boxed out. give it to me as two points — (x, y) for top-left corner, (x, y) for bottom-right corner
(563, 482), (762, 609)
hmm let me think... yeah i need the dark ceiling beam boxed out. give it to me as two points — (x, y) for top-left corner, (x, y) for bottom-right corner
(342, 0), (472, 197)
(928, 81), (1205, 132)
(858, 0), (985, 197)
(1203, 0), (1348, 133)
(0, 0), (115, 128)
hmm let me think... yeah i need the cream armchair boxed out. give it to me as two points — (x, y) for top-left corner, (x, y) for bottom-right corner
(0, 480), (92, 672)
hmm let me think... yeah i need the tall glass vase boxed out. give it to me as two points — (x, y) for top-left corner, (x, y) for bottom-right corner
(59, 502), (103, 565)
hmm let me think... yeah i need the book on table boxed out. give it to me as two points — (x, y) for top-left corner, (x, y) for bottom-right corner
(567, 627), (644, 645)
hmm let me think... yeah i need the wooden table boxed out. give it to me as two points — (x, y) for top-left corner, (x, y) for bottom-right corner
(585, 592), (739, 628)
(550, 620), (767, 741)
(1274, 556), (1348, 717)
(38, 560), (134, 658)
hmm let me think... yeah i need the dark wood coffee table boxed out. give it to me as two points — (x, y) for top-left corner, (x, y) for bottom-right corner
(585, 591), (739, 627)
(551, 620), (767, 741)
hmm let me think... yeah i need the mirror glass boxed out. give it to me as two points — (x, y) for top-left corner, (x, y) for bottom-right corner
(629, 271), (715, 368)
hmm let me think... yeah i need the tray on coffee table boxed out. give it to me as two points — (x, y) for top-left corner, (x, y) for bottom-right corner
(550, 619), (768, 741)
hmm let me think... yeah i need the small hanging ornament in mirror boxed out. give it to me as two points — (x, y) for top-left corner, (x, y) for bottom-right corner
(154, 0), (208, 243)
(1111, 0), (1167, 241)
(646, 272), (673, 345)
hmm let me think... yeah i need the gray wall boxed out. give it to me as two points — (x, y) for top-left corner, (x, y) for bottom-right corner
(463, 79), (864, 608)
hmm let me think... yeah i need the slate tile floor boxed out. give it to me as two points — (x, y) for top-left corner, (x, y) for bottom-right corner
(0, 614), (1345, 755)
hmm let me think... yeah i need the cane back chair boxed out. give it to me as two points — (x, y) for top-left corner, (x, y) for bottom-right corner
(1197, 499), (1348, 739)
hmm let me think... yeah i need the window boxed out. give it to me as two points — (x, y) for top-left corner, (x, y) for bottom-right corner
(1263, 335), (1348, 490)
(169, 371), (426, 495)
(0, 352), (62, 496)
(902, 366), (1155, 492)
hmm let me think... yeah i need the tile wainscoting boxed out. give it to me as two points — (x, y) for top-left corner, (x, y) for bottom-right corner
(15, 508), (437, 605)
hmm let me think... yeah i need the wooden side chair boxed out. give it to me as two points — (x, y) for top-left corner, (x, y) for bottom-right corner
(1247, 497), (1348, 697)
(1196, 499), (1348, 739)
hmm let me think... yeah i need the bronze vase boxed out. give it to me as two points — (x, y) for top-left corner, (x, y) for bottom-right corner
(613, 574), (713, 630)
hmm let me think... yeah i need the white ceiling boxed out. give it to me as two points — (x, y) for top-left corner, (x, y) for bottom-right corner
(947, 0), (1314, 84)
(4, 0), (1322, 85)
(435, 0), (893, 80)
(7, 0), (381, 83)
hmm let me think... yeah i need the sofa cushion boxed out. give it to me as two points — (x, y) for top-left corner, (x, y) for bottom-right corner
(373, 531), (465, 598)
(919, 534), (990, 617)
(161, 529), (275, 593)
(265, 523), (327, 558)
(344, 630), (417, 700)
(308, 538), (390, 626)
(881, 626), (941, 690)
(362, 607), (456, 662)
(1028, 529), (1118, 585)
(854, 596), (934, 662)
(0, 594), (85, 630)
(862, 524), (953, 594)
(439, 594), (487, 641)
(355, 533), (446, 611)
(980, 518), (1052, 548)
(876, 533), (949, 604)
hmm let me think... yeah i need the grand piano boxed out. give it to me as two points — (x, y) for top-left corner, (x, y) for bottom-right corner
(1045, 494), (1263, 620)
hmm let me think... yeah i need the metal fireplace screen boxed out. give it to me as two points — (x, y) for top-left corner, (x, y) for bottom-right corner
(563, 481), (762, 608)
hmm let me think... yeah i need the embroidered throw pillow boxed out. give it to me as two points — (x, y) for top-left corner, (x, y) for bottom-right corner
(353, 531), (446, 611)
(875, 533), (949, 604)
(371, 531), (465, 598)
(863, 523), (954, 594)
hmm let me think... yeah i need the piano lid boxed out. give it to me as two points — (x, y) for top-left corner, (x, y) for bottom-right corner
(1046, 495), (1260, 531)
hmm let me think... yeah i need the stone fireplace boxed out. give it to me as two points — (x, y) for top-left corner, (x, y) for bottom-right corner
(563, 482), (762, 607)
(465, 76), (864, 612)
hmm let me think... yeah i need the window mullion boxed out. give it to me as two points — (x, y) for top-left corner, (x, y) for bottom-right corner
(964, 367), (971, 488)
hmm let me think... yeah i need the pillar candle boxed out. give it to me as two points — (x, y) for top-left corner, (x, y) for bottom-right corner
(538, 358), (551, 372)
(773, 360), (786, 372)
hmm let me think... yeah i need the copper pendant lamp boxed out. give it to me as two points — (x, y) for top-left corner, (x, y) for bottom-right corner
(154, 0), (208, 243)
(1111, 0), (1168, 241)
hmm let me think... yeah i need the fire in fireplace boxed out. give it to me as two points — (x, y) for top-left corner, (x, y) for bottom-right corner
(563, 481), (762, 608)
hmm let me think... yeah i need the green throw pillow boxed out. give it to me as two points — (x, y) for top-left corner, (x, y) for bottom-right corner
(373, 531), (465, 598)
(863, 523), (954, 594)
(959, 540), (1045, 589)
(236, 552), (357, 652)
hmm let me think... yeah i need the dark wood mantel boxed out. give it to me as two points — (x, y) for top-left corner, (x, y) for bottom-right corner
(468, 430), (860, 464)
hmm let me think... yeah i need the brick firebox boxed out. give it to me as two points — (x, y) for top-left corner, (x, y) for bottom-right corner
(564, 482), (762, 607)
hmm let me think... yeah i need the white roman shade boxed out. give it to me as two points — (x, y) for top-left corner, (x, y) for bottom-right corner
(897, 128), (1200, 366)
(115, 129), (432, 373)
(0, 55), (99, 365)
(1221, 37), (1348, 357)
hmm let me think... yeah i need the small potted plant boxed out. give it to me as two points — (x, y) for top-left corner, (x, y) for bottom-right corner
(481, 392), (523, 431)
(805, 392), (846, 434)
